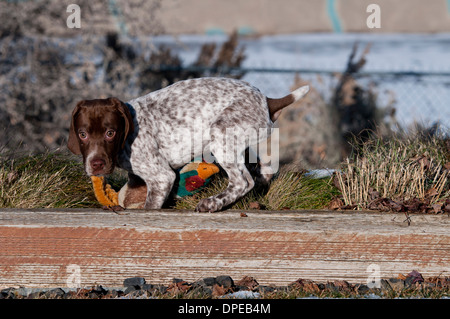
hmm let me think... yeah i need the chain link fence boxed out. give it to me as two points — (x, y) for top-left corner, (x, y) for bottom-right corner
(143, 63), (450, 129)
(174, 66), (450, 128)
(1, 30), (448, 168)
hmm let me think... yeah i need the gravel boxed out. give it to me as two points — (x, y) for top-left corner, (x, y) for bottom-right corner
(1, 271), (448, 299)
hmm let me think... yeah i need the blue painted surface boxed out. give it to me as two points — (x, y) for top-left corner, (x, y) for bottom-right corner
(326, 0), (342, 33)
(238, 26), (256, 36)
(205, 27), (226, 36)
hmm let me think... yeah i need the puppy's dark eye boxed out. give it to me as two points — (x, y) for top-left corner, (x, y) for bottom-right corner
(105, 130), (115, 139)
(79, 132), (88, 139)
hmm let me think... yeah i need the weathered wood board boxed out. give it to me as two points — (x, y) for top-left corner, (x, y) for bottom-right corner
(0, 209), (448, 288)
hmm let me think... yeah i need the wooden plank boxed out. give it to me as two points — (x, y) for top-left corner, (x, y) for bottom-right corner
(0, 209), (448, 288)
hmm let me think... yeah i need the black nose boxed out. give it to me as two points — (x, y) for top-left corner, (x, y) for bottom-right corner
(90, 158), (106, 171)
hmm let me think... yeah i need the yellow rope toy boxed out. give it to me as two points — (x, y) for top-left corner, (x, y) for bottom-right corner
(91, 176), (119, 207)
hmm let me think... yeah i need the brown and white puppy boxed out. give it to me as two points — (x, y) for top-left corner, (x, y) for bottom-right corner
(68, 97), (134, 176)
(68, 78), (309, 211)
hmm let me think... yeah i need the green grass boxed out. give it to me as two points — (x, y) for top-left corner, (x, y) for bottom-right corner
(0, 148), (339, 210)
(1, 128), (448, 211)
(174, 168), (339, 211)
(0, 149), (126, 209)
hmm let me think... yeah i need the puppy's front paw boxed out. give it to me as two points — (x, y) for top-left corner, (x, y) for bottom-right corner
(195, 197), (223, 213)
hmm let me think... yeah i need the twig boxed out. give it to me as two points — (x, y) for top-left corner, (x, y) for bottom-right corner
(403, 211), (411, 226)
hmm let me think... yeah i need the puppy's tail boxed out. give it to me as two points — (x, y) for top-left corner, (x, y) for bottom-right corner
(267, 85), (309, 122)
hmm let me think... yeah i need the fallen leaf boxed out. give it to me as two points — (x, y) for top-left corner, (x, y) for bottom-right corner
(425, 188), (438, 198)
(7, 171), (18, 184)
(368, 198), (384, 211)
(303, 281), (320, 293)
(444, 203), (450, 213)
(212, 284), (227, 297)
(419, 201), (430, 213)
(167, 280), (192, 294)
(332, 174), (342, 191)
(328, 197), (344, 210)
(431, 203), (443, 214)
(289, 279), (320, 292)
(397, 273), (407, 280)
(404, 198), (421, 212)
(235, 276), (259, 291)
(240, 212), (248, 217)
(368, 188), (380, 200)
(333, 280), (351, 290)
(411, 155), (430, 170)
(249, 202), (261, 210)
(418, 156), (430, 170)
(385, 199), (404, 212)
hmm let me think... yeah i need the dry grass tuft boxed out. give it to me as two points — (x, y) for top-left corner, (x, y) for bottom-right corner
(336, 130), (449, 210)
(0, 149), (126, 209)
(0, 150), (92, 208)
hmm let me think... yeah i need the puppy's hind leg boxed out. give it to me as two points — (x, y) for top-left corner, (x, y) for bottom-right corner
(195, 162), (254, 212)
(196, 102), (266, 212)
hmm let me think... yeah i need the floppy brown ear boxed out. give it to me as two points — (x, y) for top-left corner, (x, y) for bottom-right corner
(108, 97), (134, 148)
(67, 101), (84, 155)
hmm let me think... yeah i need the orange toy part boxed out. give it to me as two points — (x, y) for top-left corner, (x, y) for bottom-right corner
(91, 176), (119, 206)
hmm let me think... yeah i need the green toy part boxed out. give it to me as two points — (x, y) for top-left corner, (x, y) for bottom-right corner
(176, 160), (220, 197)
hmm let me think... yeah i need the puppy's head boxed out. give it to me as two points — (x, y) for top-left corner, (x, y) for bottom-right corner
(67, 97), (134, 176)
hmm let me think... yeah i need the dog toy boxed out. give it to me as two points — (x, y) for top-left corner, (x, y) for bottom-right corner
(176, 161), (220, 197)
(90, 160), (219, 208)
(91, 176), (119, 207)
